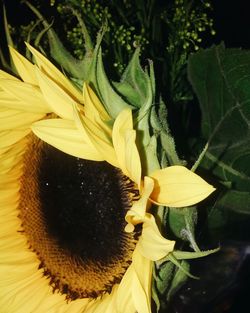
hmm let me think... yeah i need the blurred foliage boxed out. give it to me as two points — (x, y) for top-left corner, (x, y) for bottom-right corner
(188, 44), (250, 245)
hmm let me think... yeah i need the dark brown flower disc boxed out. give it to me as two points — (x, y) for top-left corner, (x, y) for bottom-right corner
(18, 134), (140, 300)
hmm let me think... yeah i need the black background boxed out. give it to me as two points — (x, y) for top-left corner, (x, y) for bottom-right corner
(2, 0), (250, 49)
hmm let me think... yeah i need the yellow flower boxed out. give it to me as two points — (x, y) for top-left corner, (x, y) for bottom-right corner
(0, 45), (215, 313)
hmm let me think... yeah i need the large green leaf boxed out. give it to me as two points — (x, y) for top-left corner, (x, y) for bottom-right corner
(188, 44), (250, 215)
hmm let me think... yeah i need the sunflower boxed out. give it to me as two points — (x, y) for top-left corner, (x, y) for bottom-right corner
(0, 45), (215, 313)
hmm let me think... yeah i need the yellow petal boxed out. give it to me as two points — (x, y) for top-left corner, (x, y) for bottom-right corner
(124, 130), (142, 189)
(125, 176), (154, 232)
(31, 118), (103, 160)
(83, 286), (118, 313)
(73, 104), (104, 150)
(0, 154), (22, 175)
(113, 109), (141, 187)
(0, 140), (26, 172)
(137, 214), (175, 261)
(81, 115), (118, 167)
(35, 68), (78, 119)
(0, 107), (44, 130)
(131, 248), (152, 313)
(9, 46), (38, 85)
(26, 43), (83, 103)
(113, 109), (132, 174)
(0, 90), (46, 113)
(0, 79), (51, 113)
(82, 84), (113, 139)
(0, 129), (30, 149)
(116, 266), (136, 313)
(150, 165), (215, 207)
(0, 70), (19, 81)
(83, 83), (110, 121)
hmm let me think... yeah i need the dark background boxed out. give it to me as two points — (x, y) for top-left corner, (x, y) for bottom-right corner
(2, 0), (250, 49)
(211, 0), (250, 49)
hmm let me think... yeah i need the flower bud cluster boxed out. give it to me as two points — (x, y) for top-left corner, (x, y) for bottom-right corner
(164, 0), (215, 53)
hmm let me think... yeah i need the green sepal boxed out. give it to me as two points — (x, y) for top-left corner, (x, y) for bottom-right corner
(164, 254), (199, 279)
(172, 247), (220, 260)
(24, 1), (92, 81)
(113, 48), (153, 108)
(115, 52), (161, 176)
(151, 98), (182, 166)
(142, 134), (161, 175)
(156, 247), (219, 280)
(24, 1), (132, 118)
(86, 29), (131, 119)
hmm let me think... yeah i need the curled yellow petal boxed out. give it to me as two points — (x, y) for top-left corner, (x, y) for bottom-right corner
(137, 214), (175, 261)
(150, 165), (215, 207)
(125, 176), (154, 232)
(113, 109), (141, 188)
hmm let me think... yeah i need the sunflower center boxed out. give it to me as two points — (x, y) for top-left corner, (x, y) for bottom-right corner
(19, 134), (140, 300)
(39, 144), (130, 263)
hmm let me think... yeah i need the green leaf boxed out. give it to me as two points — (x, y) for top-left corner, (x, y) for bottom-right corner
(154, 262), (176, 297)
(218, 190), (250, 214)
(152, 262), (175, 312)
(166, 260), (190, 301)
(153, 260), (190, 312)
(167, 207), (199, 251)
(167, 207), (186, 238)
(188, 44), (250, 214)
